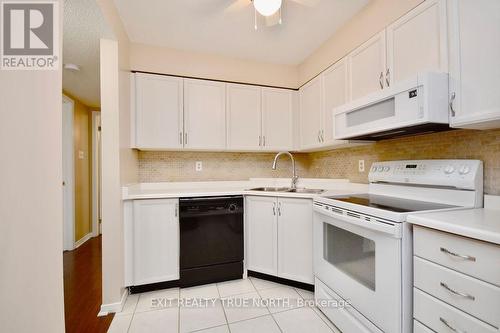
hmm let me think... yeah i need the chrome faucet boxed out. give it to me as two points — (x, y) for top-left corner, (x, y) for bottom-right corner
(272, 151), (299, 189)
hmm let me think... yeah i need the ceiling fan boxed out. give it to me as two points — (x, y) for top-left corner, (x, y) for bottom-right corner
(223, 0), (320, 29)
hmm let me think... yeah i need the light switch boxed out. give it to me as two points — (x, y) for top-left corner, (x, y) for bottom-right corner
(78, 150), (84, 160)
(195, 161), (203, 172)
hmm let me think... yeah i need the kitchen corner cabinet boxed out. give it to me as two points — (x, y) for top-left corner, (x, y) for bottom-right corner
(245, 196), (313, 284)
(448, 0), (500, 129)
(134, 73), (183, 149)
(299, 76), (323, 150)
(184, 79), (226, 150)
(132, 199), (179, 286)
(386, 0), (448, 86)
(226, 84), (262, 151)
(348, 31), (387, 100)
(261, 88), (294, 151)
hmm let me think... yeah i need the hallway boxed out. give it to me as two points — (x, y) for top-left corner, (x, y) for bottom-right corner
(64, 236), (114, 332)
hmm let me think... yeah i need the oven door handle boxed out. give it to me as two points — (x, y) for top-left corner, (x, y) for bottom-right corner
(314, 205), (401, 237)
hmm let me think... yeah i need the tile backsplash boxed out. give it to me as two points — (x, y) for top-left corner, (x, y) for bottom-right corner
(138, 129), (500, 195)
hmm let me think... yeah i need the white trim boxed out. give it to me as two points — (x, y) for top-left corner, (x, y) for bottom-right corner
(98, 289), (128, 316)
(91, 111), (101, 237)
(62, 94), (76, 251)
(74, 232), (93, 249)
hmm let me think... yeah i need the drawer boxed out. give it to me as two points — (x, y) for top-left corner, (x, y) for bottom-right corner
(414, 256), (500, 327)
(314, 278), (382, 333)
(414, 226), (500, 286)
(414, 288), (498, 333)
(414, 320), (434, 333)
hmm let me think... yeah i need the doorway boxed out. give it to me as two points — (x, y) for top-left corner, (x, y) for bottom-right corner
(62, 95), (75, 251)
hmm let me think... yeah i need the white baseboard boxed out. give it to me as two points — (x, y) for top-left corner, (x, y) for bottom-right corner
(74, 232), (93, 249)
(98, 289), (128, 316)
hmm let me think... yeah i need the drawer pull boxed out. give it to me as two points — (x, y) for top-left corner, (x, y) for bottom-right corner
(440, 282), (475, 301)
(440, 317), (467, 333)
(440, 247), (476, 262)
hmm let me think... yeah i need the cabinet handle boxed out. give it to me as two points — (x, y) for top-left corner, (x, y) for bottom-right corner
(179, 132), (183, 145)
(272, 203), (276, 215)
(385, 68), (390, 87)
(379, 71), (384, 89)
(440, 282), (475, 300)
(440, 317), (466, 333)
(184, 132), (188, 145)
(175, 204), (178, 217)
(278, 202), (282, 216)
(440, 247), (476, 262)
(317, 130), (321, 143)
(321, 130), (324, 142)
(259, 136), (262, 146)
(450, 92), (456, 117)
(263, 136), (266, 147)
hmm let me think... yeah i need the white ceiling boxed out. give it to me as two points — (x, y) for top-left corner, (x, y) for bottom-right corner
(63, 0), (113, 107)
(113, 0), (369, 65)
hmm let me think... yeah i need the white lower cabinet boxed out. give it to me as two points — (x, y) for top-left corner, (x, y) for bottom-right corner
(132, 199), (179, 286)
(246, 196), (313, 284)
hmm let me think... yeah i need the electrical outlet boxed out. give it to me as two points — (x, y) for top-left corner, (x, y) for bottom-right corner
(195, 161), (203, 172)
(358, 160), (365, 173)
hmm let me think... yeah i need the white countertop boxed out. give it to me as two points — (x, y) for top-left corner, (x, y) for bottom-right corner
(408, 195), (500, 245)
(122, 178), (369, 200)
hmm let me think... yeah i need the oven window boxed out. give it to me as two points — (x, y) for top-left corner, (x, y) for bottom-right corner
(323, 223), (376, 291)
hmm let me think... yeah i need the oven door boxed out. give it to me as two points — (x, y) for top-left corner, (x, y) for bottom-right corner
(313, 204), (402, 333)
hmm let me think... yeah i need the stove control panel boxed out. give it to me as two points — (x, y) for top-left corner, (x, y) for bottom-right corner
(368, 160), (483, 190)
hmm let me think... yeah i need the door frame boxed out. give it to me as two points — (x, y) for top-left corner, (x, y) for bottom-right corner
(91, 111), (102, 237)
(62, 94), (75, 251)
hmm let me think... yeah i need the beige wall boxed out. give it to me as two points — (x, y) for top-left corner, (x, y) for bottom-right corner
(0, 1), (65, 331)
(138, 129), (500, 196)
(129, 42), (299, 89)
(297, 0), (424, 85)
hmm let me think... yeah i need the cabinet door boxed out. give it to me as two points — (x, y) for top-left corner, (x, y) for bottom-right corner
(322, 59), (349, 145)
(449, 0), (500, 129)
(184, 79), (226, 150)
(277, 198), (313, 284)
(133, 199), (179, 285)
(348, 31), (387, 100)
(261, 88), (293, 151)
(387, 0), (448, 86)
(299, 76), (322, 149)
(245, 196), (278, 276)
(226, 84), (262, 151)
(134, 73), (183, 149)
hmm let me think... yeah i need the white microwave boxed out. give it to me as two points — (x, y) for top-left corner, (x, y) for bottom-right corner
(334, 72), (449, 140)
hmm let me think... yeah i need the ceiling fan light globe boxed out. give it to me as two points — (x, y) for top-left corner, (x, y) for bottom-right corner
(253, 0), (282, 16)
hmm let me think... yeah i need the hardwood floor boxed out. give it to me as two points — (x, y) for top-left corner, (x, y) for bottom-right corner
(64, 235), (114, 333)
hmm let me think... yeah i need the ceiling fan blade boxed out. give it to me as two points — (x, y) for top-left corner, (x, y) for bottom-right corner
(225, 0), (252, 13)
(288, 0), (321, 7)
(265, 12), (281, 26)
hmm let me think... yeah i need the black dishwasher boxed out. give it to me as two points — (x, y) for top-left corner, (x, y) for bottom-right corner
(179, 196), (244, 287)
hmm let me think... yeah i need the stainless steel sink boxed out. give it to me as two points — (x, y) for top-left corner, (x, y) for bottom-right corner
(248, 187), (325, 194)
(248, 187), (292, 192)
(287, 188), (325, 194)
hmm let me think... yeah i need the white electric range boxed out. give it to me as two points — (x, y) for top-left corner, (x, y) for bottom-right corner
(313, 160), (483, 333)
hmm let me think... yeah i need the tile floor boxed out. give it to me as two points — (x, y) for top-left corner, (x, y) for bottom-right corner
(108, 277), (341, 333)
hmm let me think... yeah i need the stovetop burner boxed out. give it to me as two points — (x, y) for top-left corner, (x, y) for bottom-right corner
(326, 194), (458, 213)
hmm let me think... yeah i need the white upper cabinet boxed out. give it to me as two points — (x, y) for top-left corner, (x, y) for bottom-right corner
(261, 88), (294, 151)
(299, 76), (323, 149)
(134, 73), (183, 149)
(183, 79), (226, 150)
(386, 0), (448, 86)
(277, 198), (314, 284)
(133, 199), (179, 286)
(322, 58), (349, 145)
(348, 31), (387, 100)
(226, 84), (262, 151)
(448, 0), (500, 129)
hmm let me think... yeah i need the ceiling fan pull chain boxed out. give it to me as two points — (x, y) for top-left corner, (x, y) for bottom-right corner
(254, 7), (258, 30)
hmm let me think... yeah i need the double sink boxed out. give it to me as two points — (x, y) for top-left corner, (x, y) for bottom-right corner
(248, 187), (325, 194)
